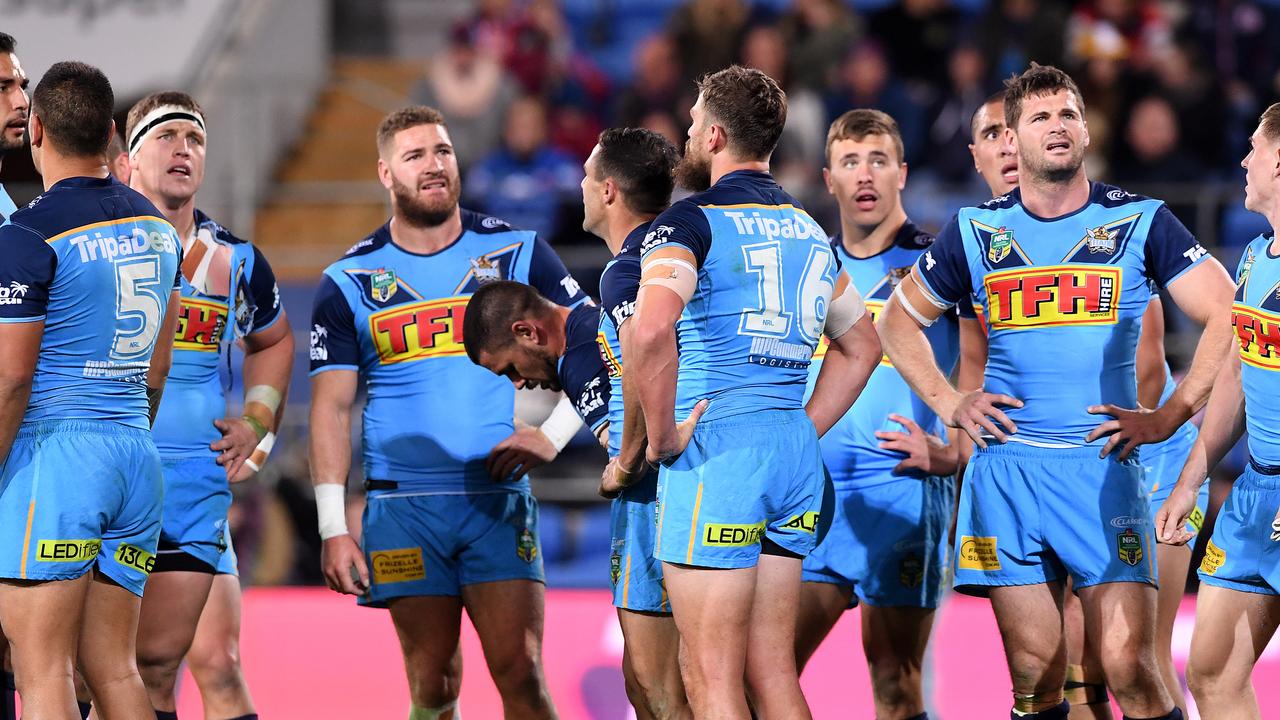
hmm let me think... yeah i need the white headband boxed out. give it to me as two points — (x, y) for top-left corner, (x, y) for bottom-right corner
(127, 104), (206, 158)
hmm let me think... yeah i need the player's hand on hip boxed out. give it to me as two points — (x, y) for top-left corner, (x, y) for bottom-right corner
(1085, 404), (1170, 459)
(1155, 486), (1198, 546)
(645, 399), (709, 466)
(322, 534), (369, 595)
(877, 414), (944, 477)
(943, 389), (1022, 448)
(211, 417), (261, 482)
(487, 426), (558, 481)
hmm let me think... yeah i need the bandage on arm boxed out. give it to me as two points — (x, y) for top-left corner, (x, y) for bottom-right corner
(539, 394), (583, 452)
(823, 281), (867, 340)
(638, 256), (696, 303)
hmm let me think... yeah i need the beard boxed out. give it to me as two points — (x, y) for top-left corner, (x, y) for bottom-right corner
(1021, 140), (1084, 186)
(0, 123), (25, 155)
(392, 173), (461, 228)
(674, 139), (712, 192)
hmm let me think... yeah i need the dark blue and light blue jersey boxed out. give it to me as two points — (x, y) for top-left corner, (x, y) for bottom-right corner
(806, 223), (959, 488)
(309, 210), (589, 493)
(0, 176), (181, 429)
(0, 183), (16, 222)
(641, 170), (843, 423)
(596, 222), (647, 457)
(914, 182), (1209, 447)
(152, 210), (283, 457)
(1232, 234), (1280, 466)
(559, 303), (610, 435)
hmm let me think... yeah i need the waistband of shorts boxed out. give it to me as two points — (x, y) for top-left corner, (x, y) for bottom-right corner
(691, 407), (808, 430)
(16, 419), (150, 439)
(975, 442), (1118, 462)
(1249, 456), (1280, 477)
(1243, 463), (1280, 489)
(363, 479), (528, 498)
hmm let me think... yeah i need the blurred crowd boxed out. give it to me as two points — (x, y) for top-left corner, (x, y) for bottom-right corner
(405, 0), (1280, 244)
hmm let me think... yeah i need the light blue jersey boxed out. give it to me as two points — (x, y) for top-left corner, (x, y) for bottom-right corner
(0, 182), (16, 222)
(641, 170), (841, 423)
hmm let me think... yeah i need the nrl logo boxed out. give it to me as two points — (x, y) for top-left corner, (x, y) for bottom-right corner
(988, 227), (1013, 263)
(370, 269), (397, 302)
(1085, 225), (1118, 254)
(470, 256), (501, 284)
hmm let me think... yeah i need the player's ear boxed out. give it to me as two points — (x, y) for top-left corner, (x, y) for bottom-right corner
(27, 112), (42, 148)
(602, 177), (617, 206)
(376, 158), (393, 190)
(822, 166), (834, 196)
(898, 162), (908, 191)
(511, 319), (537, 341)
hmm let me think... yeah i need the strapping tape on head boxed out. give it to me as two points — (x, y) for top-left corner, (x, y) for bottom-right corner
(127, 105), (206, 159)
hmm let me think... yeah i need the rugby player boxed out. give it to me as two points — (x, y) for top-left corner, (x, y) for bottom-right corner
(794, 109), (981, 720)
(0, 32), (26, 222)
(126, 90), (291, 720)
(969, 90), (1204, 717)
(882, 64), (1234, 720)
(107, 128), (130, 184)
(0, 32), (27, 719)
(630, 66), (881, 718)
(1156, 102), (1280, 720)
(309, 105), (589, 720)
(0, 61), (181, 720)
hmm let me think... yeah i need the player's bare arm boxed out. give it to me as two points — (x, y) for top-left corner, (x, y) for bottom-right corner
(805, 274), (878, 437)
(602, 319), (649, 497)
(146, 289), (181, 425)
(632, 244), (697, 462)
(1135, 299), (1168, 409)
(0, 320), (41, 460)
(1086, 258), (1235, 458)
(309, 368), (368, 595)
(212, 312), (293, 482)
(882, 271), (1022, 446)
(1157, 354), (1245, 546)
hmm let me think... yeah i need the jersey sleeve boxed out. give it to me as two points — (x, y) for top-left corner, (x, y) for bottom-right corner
(912, 217), (970, 308)
(1144, 205), (1210, 289)
(600, 257), (641, 331)
(248, 246), (283, 331)
(309, 275), (360, 374)
(528, 236), (589, 308)
(562, 352), (611, 432)
(641, 201), (713, 268)
(0, 224), (57, 322)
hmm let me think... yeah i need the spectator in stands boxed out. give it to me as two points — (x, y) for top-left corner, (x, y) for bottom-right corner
(975, 0), (1068, 80)
(824, 41), (926, 167)
(867, 0), (961, 94)
(1067, 0), (1170, 72)
(926, 43), (992, 183)
(614, 34), (688, 129)
(1147, 42), (1228, 173)
(413, 23), (516, 168)
(777, 0), (861, 92)
(466, 95), (582, 241)
(741, 24), (825, 171)
(1112, 94), (1204, 186)
(667, 0), (749, 86)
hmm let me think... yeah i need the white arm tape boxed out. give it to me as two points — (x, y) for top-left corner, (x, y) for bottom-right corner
(243, 431), (276, 473)
(824, 285), (866, 340)
(245, 385), (283, 416)
(539, 394), (583, 452)
(315, 483), (348, 540)
(893, 283), (943, 328)
(639, 257), (697, 303)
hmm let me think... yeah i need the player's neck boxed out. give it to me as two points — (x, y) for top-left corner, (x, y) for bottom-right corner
(155, 197), (197, 242)
(38, 152), (109, 191)
(839, 206), (906, 259)
(1019, 172), (1090, 219)
(604, 212), (654, 256)
(389, 209), (463, 254)
(709, 156), (769, 186)
(552, 305), (572, 355)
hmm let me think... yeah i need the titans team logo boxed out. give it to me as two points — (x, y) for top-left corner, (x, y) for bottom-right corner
(1085, 225), (1118, 254)
(454, 242), (522, 294)
(988, 228), (1013, 263)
